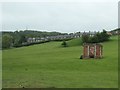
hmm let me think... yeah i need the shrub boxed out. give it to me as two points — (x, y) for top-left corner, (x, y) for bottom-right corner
(61, 41), (68, 47)
(82, 34), (90, 43)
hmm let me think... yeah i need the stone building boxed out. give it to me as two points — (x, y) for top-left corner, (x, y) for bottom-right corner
(83, 43), (103, 59)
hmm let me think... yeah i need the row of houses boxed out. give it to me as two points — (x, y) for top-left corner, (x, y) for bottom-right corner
(27, 31), (97, 43)
(27, 28), (120, 43)
(108, 28), (120, 35)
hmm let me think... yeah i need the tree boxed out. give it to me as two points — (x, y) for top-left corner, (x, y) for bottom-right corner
(13, 34), (27, 47)
(2, 34), (13, 49)
(82, 34), (90, 43)
(19, 35), (27, 43)
(89, 36), (99, 43)
(96, 29), (110, 42)
(101, 29), (110, 41)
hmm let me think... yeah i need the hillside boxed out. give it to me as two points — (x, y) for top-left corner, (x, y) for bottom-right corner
(66, 38), (82, 47)
(2, 36), (118, 88)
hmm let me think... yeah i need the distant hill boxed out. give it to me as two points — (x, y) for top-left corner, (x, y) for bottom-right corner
(2, 30), (68, 38)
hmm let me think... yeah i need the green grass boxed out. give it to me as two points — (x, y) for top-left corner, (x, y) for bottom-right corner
(0, 50), (2, 89)
(2, 36), (118, 88)
(67, 38), (82, 47)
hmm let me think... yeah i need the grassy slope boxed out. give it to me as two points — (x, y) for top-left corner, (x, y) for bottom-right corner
(2, 36), (118, 88)
(67, 38), (82, 47)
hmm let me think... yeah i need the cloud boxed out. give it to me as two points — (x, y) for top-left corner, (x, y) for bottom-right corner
(2, 2), (118, 32)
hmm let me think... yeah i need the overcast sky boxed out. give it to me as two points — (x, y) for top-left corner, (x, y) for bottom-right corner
(1, 1), (118, 33)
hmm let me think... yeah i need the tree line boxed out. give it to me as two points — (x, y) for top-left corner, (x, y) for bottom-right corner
(2, 30), (67, 49)
(82, 30), (110, 43)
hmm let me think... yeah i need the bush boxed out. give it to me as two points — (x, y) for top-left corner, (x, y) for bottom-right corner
(61, 41), (68, 47)
(82, 34), (90, 43)
(89, 36), (99, 43)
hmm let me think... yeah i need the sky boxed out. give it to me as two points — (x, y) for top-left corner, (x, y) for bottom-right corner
(1, 0), (119, 33)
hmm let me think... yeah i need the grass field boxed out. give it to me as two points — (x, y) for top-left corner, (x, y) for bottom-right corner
(2, 36), (118, 88)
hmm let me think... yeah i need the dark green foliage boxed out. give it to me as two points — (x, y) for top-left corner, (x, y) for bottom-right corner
(13, 34), (27, 47)
(2, 34), (13, 49)
(82, 30), (110, 43)
(100, 30), (110, 41)
(82, 34), (90, 43)
(14, 40), (50, 48)
(53, 38), (72, 41)
(13, 30), (67, 38)
(61, 41), (68, 47)
(89, 35), (99, 43)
